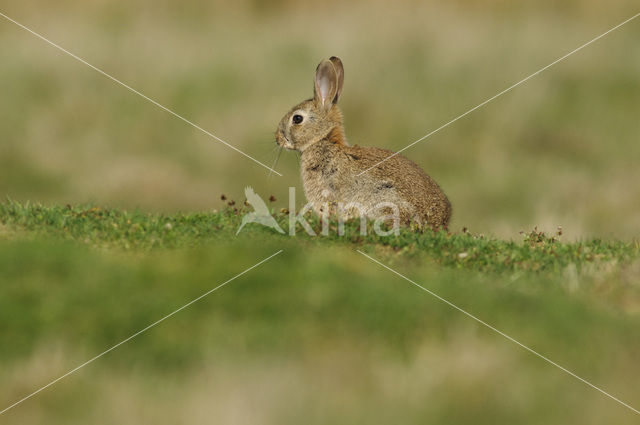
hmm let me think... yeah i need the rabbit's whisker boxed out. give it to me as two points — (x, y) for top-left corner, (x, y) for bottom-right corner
(268, 145), (283, 181)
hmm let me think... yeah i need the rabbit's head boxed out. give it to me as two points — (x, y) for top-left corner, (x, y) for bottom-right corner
(275, 56), (346, 152)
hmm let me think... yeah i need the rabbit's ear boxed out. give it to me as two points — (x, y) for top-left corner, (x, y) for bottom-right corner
(314, 59), (338, 111)
(329, 56), (344, 103)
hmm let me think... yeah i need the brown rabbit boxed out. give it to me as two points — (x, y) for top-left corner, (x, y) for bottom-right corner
(275, 56), (451, 230)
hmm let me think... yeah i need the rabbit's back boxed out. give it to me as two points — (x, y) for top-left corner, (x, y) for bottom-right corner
(300, 140), (451, 229)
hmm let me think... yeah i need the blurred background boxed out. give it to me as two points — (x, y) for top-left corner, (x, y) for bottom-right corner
(1, 0), (639, 239)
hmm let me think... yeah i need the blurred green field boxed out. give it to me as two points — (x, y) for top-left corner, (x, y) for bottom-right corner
(1, 1), (640, 423)
(0, 203), (639, 424)
(1, 0), (639, 238)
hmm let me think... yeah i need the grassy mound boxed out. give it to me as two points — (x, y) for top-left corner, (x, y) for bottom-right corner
(0, 202), (639, 424)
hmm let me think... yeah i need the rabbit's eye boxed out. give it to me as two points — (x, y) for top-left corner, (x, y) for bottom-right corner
(292, 114), (304, 124)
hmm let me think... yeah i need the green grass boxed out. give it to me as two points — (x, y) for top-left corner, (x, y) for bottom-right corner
(1, 202), (639, 424)
(1, 201), (638, 274)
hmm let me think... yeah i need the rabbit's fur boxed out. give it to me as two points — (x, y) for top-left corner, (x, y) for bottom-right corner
(275, 57), (451, 230)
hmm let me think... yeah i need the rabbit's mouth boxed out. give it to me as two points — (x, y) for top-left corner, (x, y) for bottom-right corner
(276, 131), (295, 150)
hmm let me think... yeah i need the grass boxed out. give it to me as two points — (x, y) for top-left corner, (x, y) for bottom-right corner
(1, 201), (638, 274)
(1, 202), (639, 424)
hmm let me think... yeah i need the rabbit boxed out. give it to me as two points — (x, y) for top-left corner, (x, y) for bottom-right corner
(275, 56), (451, 230)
